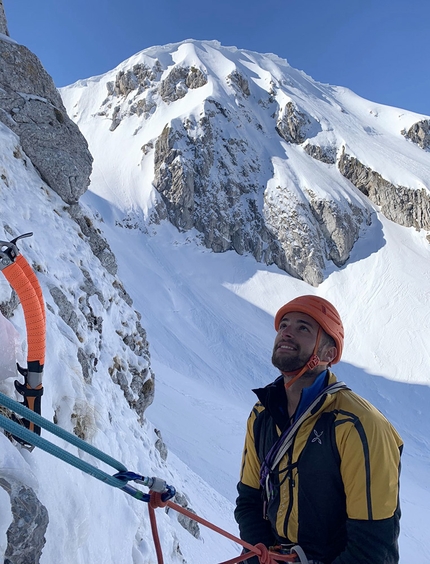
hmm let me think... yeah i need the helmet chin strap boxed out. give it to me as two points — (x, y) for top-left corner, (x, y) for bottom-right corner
(282, 327), (326, 390)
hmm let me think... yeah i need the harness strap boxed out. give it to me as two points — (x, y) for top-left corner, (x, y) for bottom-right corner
(261, 382), (349, 499)
(282, 328), (323, 390)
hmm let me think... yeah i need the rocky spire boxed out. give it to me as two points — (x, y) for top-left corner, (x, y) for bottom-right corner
(0, 0), (9, 36)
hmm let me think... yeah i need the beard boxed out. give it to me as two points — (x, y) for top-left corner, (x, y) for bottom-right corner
(271, 344), (309, 373)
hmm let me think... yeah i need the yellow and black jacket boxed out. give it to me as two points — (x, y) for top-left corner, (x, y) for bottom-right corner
(235, 371), (403, 563)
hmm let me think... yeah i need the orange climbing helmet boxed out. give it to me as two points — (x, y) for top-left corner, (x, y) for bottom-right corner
(274, 295), (344, 364)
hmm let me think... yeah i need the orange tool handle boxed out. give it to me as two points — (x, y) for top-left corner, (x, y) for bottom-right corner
(2, 260), (46, 366)
(16, 254), (46, 324)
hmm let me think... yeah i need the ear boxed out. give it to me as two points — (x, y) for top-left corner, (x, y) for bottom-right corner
(320, 345), (337, 365)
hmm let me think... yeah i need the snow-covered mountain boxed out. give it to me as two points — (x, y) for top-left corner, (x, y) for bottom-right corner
(1, 31), (430, 564)
(60, 39), (430, 288)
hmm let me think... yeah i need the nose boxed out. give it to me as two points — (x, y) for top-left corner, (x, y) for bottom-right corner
(279, 324), (294, 338)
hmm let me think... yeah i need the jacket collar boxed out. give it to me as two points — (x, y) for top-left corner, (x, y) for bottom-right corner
(253, 371), (338, 430)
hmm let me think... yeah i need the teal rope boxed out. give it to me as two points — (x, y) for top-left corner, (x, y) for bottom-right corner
(0, 414), (129, 488)
(0, 391), (128, 488)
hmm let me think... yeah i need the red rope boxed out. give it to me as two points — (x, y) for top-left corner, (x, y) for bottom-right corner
(148, 503), (165, 564)
(147, 491), (298, 564)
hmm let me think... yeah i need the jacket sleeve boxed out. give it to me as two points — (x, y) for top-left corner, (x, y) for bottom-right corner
(234, 407), (276, 563)
(333, 403), (403, 564)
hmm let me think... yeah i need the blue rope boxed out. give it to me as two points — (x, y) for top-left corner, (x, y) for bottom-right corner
(0, 391), (175, 502)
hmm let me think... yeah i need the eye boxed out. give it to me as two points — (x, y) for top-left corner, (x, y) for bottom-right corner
(299, 325), (310, 332)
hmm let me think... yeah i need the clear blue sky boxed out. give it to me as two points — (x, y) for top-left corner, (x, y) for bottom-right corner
(3, 0), (430, 116)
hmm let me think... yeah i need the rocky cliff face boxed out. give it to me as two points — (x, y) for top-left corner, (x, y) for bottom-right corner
(402, 119), (430, 151)
(152, 114), (281, 269)
(338, 149), (430, 234)
(0, 120), (156, 564)
(0, 128), (159, 560)
(0, 36), (92, 204)
(152, 112), (368, 286)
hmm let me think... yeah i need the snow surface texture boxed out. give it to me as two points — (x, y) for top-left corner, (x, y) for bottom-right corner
(0, 39), (429, 563)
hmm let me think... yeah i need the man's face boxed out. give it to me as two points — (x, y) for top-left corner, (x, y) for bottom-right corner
(271, 311), (321, 373)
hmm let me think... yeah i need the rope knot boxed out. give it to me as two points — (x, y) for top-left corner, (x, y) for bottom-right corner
(149, 490), (168, 509)
(255, 543), (275, 564)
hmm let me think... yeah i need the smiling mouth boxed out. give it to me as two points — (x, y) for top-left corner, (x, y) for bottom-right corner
(277, 342), (297, 351)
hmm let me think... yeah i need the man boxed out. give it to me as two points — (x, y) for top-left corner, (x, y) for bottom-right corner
(235, 295), (402, 564)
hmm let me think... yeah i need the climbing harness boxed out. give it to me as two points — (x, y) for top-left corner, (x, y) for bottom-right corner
(0, 391), (311, 564)
(0, 232), (45, 443)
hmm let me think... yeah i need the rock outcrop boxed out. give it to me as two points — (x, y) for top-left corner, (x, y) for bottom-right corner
(276, 101), (311, 144)
(338, 149), (430, 231)
(0, 38), (92, 204)
(402, 119), (430, 151)
(159, 65), (208, 103)
(153, 115), (283, 268)
(67, 204), (118, 275)
(0, 477), (49, 564)
(303, 142), (337, 165)
(170, 492), (201, 539)
(227, 70), (250, 98)
(102, 62), (207, 131)
(46, 231), (154, 421)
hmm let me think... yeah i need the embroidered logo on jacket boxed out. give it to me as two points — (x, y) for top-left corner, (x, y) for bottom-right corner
(311, 430), (323, 444)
